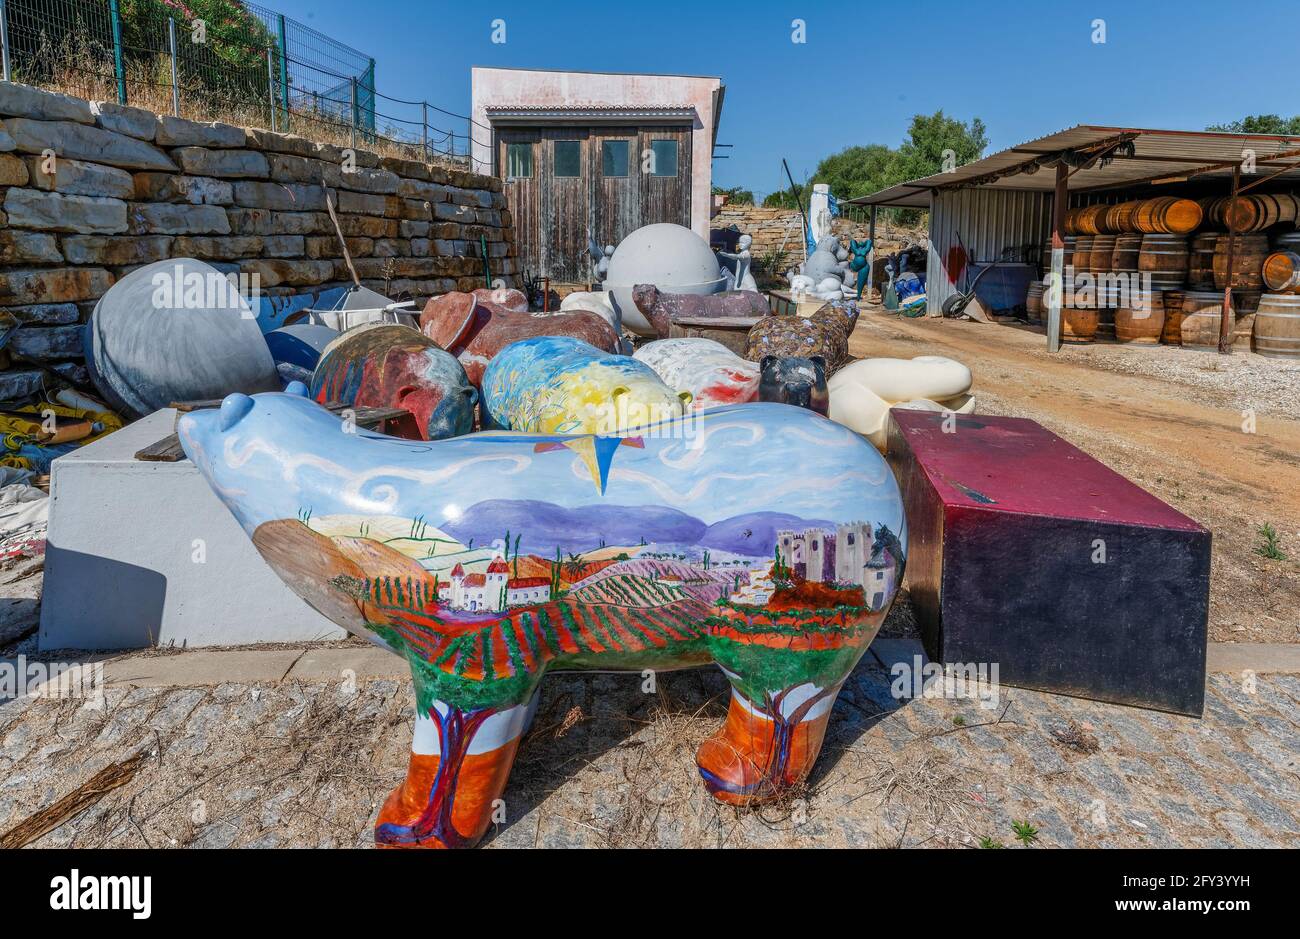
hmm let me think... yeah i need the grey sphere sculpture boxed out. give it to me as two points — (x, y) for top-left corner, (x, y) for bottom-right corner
(603, 223), (728, 336)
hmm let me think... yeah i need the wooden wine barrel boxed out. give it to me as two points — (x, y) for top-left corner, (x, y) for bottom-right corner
(1275, 231), (1300, 253)
(1111, 233), (1143, 273)
(1262, 251), (1300, 291)
(1254, 294), (1300, 359)
(1161, 290), (1185, 344)
(1135, 197), (1203, 235)
(1089, 235), (1117, 274)
(1096, 307), (1116, 341)
(1197, 197), (1226, 228)
(1138, 234), (1189, 289)
(1061, 295), (1099, 343)
(1188, 233), (1219, 289)
(1115, 293), (1166, 344)
(1063, 207), (1083, 236)
(1040, 236), (1077, 275)
(1107, 200), (1143, 234)
(1181, 291), (1226, 349)
(1224, 195), (1285, 233)
(1072, 236), (1094, 275)
(1073, 204), (1111, 236)
(1026, 281), (1045, 321)
(1212, 234), (1269, 288)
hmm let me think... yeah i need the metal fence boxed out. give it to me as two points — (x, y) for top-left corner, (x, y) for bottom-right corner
(0, 0), (491, 164)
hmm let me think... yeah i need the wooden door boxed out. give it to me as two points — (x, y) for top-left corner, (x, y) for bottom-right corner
(497, 129), (542, 282)
(540, 129), (590, 283)
(589, 126), (642, 259)
(639, 126), (692, 228)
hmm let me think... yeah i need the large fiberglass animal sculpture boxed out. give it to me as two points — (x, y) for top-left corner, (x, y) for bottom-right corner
(179, 388), (906, 848)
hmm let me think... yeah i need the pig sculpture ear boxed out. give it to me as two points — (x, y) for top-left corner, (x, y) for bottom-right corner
(677, 390), (694, 409)
(760, 355), (778, 372)
(284, 381), (309, 398)
(810, 355), (827, 374)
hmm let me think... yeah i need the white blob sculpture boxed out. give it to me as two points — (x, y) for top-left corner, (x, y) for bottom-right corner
(559, 290), (621, 335)
(827, 355), (976, 450)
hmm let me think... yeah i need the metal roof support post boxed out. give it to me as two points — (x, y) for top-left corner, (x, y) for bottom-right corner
(1218, 166), (1240, 355)
(1046, 162), (1068, 353)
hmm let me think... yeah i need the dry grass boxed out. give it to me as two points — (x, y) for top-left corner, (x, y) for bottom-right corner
(24, 32), (467, 170)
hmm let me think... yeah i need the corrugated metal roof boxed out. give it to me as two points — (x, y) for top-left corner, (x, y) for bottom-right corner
(848, 125), (1300, 207)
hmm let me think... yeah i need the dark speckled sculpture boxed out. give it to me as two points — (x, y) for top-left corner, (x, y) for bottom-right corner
(632, 285), (771, 338)
(746, 302), (859, 374)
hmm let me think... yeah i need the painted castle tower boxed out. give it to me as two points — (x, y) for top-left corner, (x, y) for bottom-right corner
(777, 522), (900, 610)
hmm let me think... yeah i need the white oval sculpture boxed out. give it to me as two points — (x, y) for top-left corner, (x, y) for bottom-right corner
(828, 355), (976, 450)
(603, 223), (728, 337)
(559, 290), (621, 335)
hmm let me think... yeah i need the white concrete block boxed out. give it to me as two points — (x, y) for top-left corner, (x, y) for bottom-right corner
(39, 409), (345, 650)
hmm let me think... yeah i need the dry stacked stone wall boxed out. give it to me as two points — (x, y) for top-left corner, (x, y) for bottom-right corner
(0, 81), (517, 400)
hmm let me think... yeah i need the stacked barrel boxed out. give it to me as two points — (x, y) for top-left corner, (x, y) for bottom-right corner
(1032, 192), (1300, 357)
(1052, 197), (1202, 343)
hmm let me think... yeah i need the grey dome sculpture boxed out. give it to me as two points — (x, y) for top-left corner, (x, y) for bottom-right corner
(85, 258), (281, 418)
(602, 223), (728, 337)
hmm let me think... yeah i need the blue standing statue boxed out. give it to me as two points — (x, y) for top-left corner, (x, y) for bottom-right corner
(849, 238), (874, 300)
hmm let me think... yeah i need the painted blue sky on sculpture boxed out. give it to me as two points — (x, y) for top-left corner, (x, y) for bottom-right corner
(178, 393), (899, 534)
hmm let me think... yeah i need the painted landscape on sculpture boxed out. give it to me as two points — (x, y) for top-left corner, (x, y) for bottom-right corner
(255, 496), (904, 687)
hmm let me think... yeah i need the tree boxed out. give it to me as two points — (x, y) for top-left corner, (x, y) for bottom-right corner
(1208, 114), (1300, 135)
(712, 185), (756, 205)
(760, 111), (987, 224)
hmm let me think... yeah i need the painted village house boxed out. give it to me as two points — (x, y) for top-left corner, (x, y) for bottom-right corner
(471, 66), (725, 284)
(778, 524), (900, 611)
(439, 558), (552, 613)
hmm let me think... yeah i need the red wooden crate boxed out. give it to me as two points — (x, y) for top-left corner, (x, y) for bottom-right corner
(886, 409), (1210, 716)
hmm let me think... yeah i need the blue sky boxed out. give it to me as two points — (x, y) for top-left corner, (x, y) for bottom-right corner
(271, 0), (1300, 200)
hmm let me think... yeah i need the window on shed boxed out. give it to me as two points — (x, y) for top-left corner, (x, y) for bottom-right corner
(506, 142), (533, 178)
(554, 140), (582, 177)
(649, 139), (679, 177)
(602, 139), (630, 177)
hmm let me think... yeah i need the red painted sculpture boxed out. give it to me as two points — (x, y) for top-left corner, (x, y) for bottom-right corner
(420, 291), (620, 386)
(309, 324), (477, 441)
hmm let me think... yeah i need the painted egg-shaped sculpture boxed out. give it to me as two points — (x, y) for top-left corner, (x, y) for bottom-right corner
(633, 338), (759, 411)
(481, 336), (690, 434)
(179, 389), (906, 848)
(309, 323), (477, 441)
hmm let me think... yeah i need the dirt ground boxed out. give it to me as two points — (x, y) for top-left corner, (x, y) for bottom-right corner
(850, 306), (1300, 645)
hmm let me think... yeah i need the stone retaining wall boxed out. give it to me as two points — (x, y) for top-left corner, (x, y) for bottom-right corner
(711, 203), (925, 263)
(0, 81), (517, 401)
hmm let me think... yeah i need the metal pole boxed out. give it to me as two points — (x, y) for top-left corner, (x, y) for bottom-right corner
(167, 17), (180, 117)
(266, 48), (277, 133)
(108, 0), (127, 104)
(868, 205), (878, 302)
(349, 77), (357, 149)
(1219, 166), (1240, 355)
(1, 0), (12, 83)
(1046, 161), (1068, 353)
(421, 102), (428, 159)
(276, 14), (289, 131)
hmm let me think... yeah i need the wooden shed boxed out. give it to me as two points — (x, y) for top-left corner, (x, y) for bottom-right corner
(471, 67), (725, 285)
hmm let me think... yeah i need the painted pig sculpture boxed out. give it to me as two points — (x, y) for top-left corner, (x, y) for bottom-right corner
(420, 291), (619, 386)
(632, 338), (759, 411)
(309, 324), (477, 441)
(632, 284), (771, 338)
(482, 336), (690, 434)
(746, 301), (859, 373)
(759, 355), (829, 415)
(178, 388), (906, 848)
